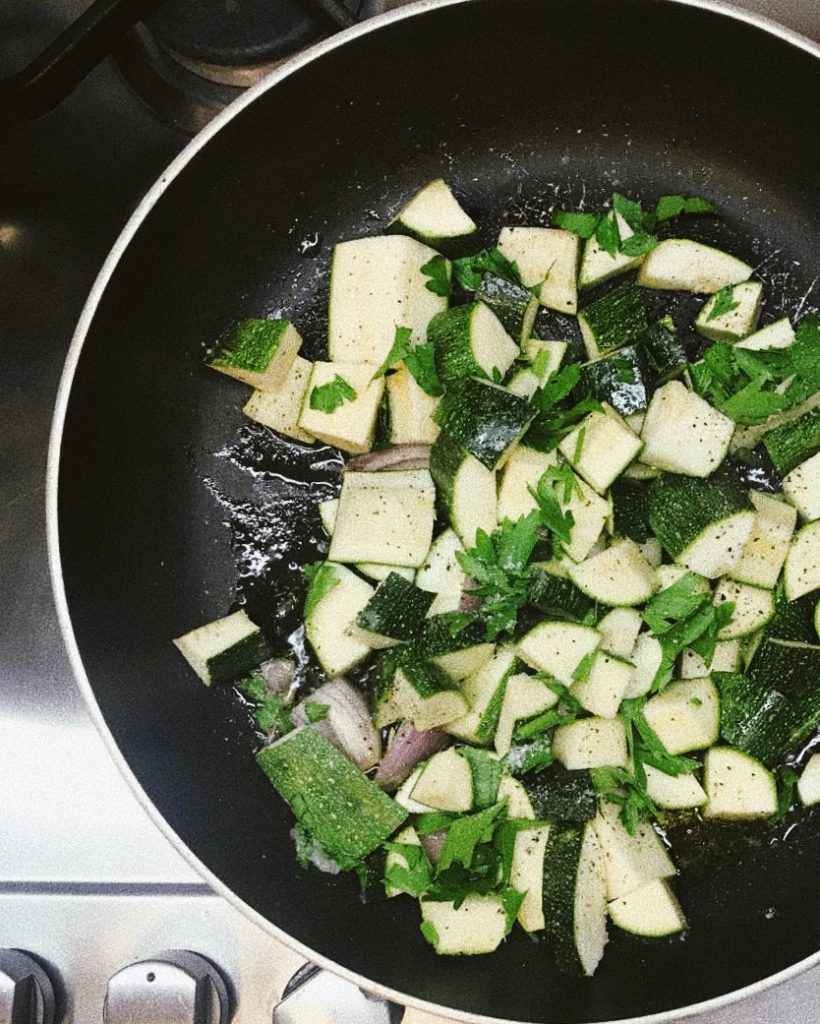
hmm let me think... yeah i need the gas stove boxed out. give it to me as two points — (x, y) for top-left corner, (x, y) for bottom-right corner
(1, 2), (818, 1022)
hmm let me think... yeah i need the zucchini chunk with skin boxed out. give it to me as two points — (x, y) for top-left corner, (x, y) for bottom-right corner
(329, 469), (436, 568)
(206, 318), (301, 390)
(429, 301), (519, 384)
(637, 238), (753, 293)
(608, 879), (687, 938)
(328, 235), (447, 364)
(353, 573), (435, 648)
(420, 893), (509, 955)
(713, 579), (775, 639)
(730, 491), (797, 589)
(493, 672), (559, 757)
(579, 210), (645, 289)
(552, 717), (629, 770)
(297, 361), (385, 454)
(173, 608), (271, 687)
(416, 528), (465, 595)
(568, 538), (658, 608)
(429, 433), (497, 548)
(527, 563), (595, 622)
(694, 281), (763, 343)
(257, 726), (406, 869)
(593, 802), (676, 901)
(510, 824), (551, 932)
(243, 355), (315, 443)
(476, 275), (540, 346)
(644, 765), (707, 810)
(304, 562), (374, 677)
(577, 280), (648, 361)
(387, 366), (440, 445)
(506, 338), (567, 399)
(597, 607), (643, 658)
(410, 613), (496, 681)
(643, 677), (720, 755)
(784, 521), (820, 600)
(433, 377), (535, 470)
(388, 177), (477, 245)
(517, 621), (601, 684)
(559, 405), (643, 495)
(761, 407), (820, 477)
(496, 446), (558, 523)
(377, 660), (468, 731)
(640, 381), (734, 478)
(798, 754), (820, 807)
(783, 452), (820, 522)
(571, 651), (635, 719)
(446, 647), (520, 745)
(648, 473), (755, 578)
(497, 226), (580, 314)
(703, 747), (777, 820)
(542, 822), (609, 976)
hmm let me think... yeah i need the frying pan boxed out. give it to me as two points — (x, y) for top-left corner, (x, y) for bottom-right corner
(48, 1), (820, 1020)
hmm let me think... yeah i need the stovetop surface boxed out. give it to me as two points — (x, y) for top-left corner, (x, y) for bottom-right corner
(1, 2), (818, 1022)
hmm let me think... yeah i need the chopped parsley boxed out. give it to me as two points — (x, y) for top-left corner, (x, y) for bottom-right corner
(372, 325), (413, 379)
(551, 210), (601, 238)
(571, 650), (596, 683)
(404, 340), (444, 396)
(303, 561), (340, 617)
(309, 373), (357, 412)
(420, 253), (452, 297)
(769, 766), (800, 825)
(528, 468), (575, 553)
(452, 247), (523, 291)
(305, 701), (330, 723)
(572, 424), (587, 463)
(706, 285), (740, 322)
(530, 346), (551, 380)
(654, 194), (718, 222)
(236, 672), (294, 736)
(526, 363), (602, 451)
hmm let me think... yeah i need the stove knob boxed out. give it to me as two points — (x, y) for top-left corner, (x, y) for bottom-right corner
(273, 964), (403, 1024)
(0, 949), (56, 1024)
(104, 950), (231, 1024)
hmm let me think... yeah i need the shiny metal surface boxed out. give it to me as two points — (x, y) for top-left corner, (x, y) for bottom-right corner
(1, 2), (819, 1024)
(104, 950), (230, 1024)
(273, 965), (403, 1024)
(0, 949), (56, 1024)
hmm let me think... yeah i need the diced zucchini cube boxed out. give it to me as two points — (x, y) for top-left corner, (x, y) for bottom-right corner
(569, 538), (658, 608)
(411, 747), (473, 812)
(446, 648), (520, 745)
(493, 672), (558, 757)
(416, 528), (465, 594)
(637, 238), (752, 293)
(579, 211), (644, 289)
(643, 677), (720, 754)
(784, 521), (820, 600)
(497, 226), (580, 314)
(597, 608), (643, 658)
(797, 753), (820, 807)
(380, 661), (468, 731)
(644, 765), (707, 810)
(328, 469), (436, 568)
(420, 894), (508, 955)
(735, 316), (795, 351)
(783, 452), (820, 523)
(624, 632), (663, 698)
(430, 301), (519, 384)
(593, 803), (676, 900)
(703, 747), (777, 820)
(206, 318), (301, 390)
(577, 281), (648, 361)
(304, 562), (374, 677)
(640, 382), (734, 478)
(563, 474), (611, 563)
(694, 281), (762, 343)
(433, 377), (534, 470)
(608, 879), (687, 937)
(730, 491), (797, 589)
(328, 235), (447, 364)
(173, 608), (271, 686)
(552, 717), (629, 770)
(679, 639), (740, 678)
(713, 579), (774, 639)
(389, 177), (477, 244)
(559, 405), (642, 495)
(496, 446), (558, 523)
(517, 621), (601, 684)
(571, 652), (634, 719)
(297, 361), (384, 454)
(506, 339), (567, 399)
(510, 824), (551, 932)
(386, 366), (440, 444)
(243, 355), (315, 444)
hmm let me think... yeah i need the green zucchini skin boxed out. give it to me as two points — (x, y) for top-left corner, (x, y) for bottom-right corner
(476, 273), (537, 342)
(579, 280), (648, 358)
(748, 637), (820, 698)
(523, 765), (597, 823)
(762, 408), (820, 476)
(408, 613), (488, 661)
(429, 304), (482, 382)
(640, 317), (688, 384)
(527, 566), (595, 622)
(400, 659), (461, 697)
(429, 432), (468, 516)
(761, 591), (818, 644)
(610, 478), (652, 543)
(578, 346), (649, 416)
(356, 573), (435, 641)
(208, 631), (273, 686)
(648, 474), (753, 559)
(433, 378), (534, 469)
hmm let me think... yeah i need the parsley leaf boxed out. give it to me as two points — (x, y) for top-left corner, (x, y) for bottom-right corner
(419, 919), (439, 947)
(621, 698), (700, 776)
(769, 766), (800, 825)
(404, 340), (443, 397)
(303, 562), (340, 617)
(595, 212), (621, 257)
(421, 254), (452, 297)
(236, 672), (294, 735)
(453, 247), (523, 291)
(620, 232), (658, 257)
(540, 462), (582, 503)
(528, 469), (575, 551)
(530, 346), (551, 380)
(591, 766), (658, 836)
(526, 364), (600, 452)
(706, 285), (740, 322)
(309, 374), (357, 413)
(383, 841), (433, 897)
(372, 325), (412, 379)
(460, 747), (503, 808)
(654, 194), (718, 222)
(305, 701), (329, 723)
(571, 650), (596, 683)
(551, 210), (601, 238)
(437, 801), (508, 871)
(642, 572), (709, 633)
(612, 192), (650, 232)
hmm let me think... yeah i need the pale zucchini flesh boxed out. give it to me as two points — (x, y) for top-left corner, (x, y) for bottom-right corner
(637, 238), (753, 293)
(640, 382), (734, 478)
(297, 361), (385, 454)
(390, 177), (477, 242)
(242, 354), (315, 443)
(695, 281), (762, 343)
(517, 621), (601, 684)
(559, 406), (642, 495)
(730, 491), (797, 589)
(568, 538), (658, 607)
(703, 747), (778, 820)
(643, 677), (720, 754)
(552, 717), (629, 770)
(782, 452), (820, 523)
(420, 894), (508, 955)
(608, 879), (687, 937)
(784, 521), (820, 600)
(497, 226), (580, 314)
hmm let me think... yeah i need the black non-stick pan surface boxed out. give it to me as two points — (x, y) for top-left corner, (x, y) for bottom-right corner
(52, 1), (820, 1020)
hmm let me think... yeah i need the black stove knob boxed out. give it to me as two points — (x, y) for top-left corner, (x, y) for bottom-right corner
(0, 949), (56, 1024)
(104, 950), (231, 1024)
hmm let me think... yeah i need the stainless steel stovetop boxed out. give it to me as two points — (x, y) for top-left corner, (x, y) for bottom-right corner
(1, 2), (818, 1021)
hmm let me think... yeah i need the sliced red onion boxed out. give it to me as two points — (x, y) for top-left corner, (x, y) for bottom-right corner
(258, 657), (296, 695)
(420, 830), (447, 865)
(291, 679), (381, 770)
(459, 587), (482, 613)
(346, 444), (431, 472)
(374, 722), (450, 791)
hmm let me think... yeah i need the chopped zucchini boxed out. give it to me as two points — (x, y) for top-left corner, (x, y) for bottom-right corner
(386, 366), (440, 444)
(506, 338), (567, 399)
(784, 521), (820, 600)
(430, 433), (497, 547)
(571, 651), (635, 718)
(597, 607), (643, 659)
(643, 677), (720, 754)
(579, 346), (649, 416)
(578, 281), (648, 361)
(624, 632), (663, 698)
(517, 621), (601, 684)
(384, 825), (422, 897)
(388, 178), (476, 245)
(430, 301), (519, 384)
(411, 747), (473, 812)
(395, 765), (436, 814)
(243, 355), (315, 443)
(446, 648), (520, 745)
(568, 538), (658, 607)
(640, 316), (688, 384)
(648, 473), (755, 578)
(609, 477), (652, 543)
(593, 803), (676, 901)
(579, 211), (644, 289)
(433, 377), (534, 469)
(496, 446), (558, 523)
(416, 528), (465, 594)
(552, 717), (629, 770)
(497, 226), (580, 314)
(761, 407), (820, 476)
(608, 879), (687, 937)
(328, 235), (447, 364)
(329, 469), (436, 568)
(354, 573), (435, 647)
(640, 382), (734, 478)
(702, 747), (777, 820)
(420, 893), (508, 955)
(644, 765), (707, 810)
(713, 579), (775, 639)
(559, 405), (643, 495)
(797, 754), (820, 807)
(173, 608), (271, 687)
(304, 562), (374, 677)
(206, 318), (301, 390)
(493, 672), (558, 757)
(378, 660), (468, 731)
(411, 613), (496, 681)
(523, 764), (597, 823)
(476, 274), (539, 345)
(256, 727), (406, 869)
(783, 452), (820, 522)
(527, 562), (595, 622)
(297, 362), (385, 454)
(510, 824), (551, 932)
(694, 281), (763, 343)
(637, 239), (752, 293)
(730, 491), (797, 589)
(735, 317), (795, 351)
(542, 823), (609, 976)
(679, 639), (741, 678)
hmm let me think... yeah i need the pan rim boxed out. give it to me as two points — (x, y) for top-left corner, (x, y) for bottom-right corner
(46, 1), (820, 1021)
